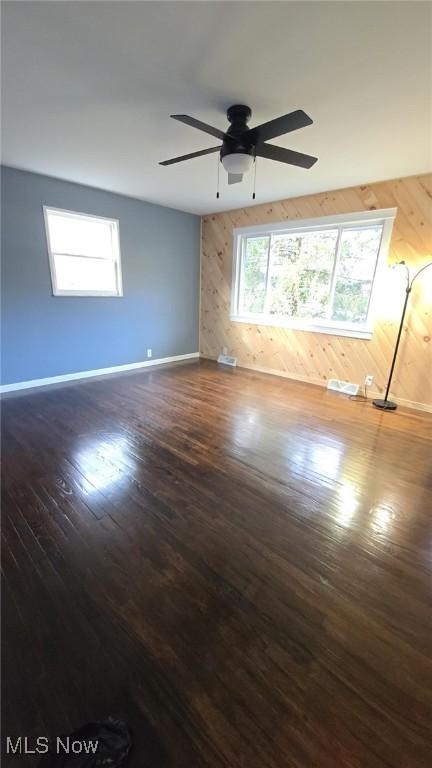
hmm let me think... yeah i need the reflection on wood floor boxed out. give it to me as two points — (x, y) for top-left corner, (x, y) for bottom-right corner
(2, 360), (432, 767)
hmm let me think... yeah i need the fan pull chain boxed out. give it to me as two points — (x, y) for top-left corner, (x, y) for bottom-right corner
(252, 155), (257, 200)
(216, 155), (220, 199)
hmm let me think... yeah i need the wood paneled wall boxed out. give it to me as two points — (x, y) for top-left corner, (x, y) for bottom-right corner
(200, 174), (432, 411)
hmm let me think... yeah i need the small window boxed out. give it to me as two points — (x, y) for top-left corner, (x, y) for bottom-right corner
(44, 207), (122, 297)
(231, 209), (396, 339)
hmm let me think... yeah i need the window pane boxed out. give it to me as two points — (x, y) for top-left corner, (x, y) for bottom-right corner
(332, 279), (373, 323)
(239, 236), (269, 314)
(267, 230), (338, 319)
(54, 254), (118, 293)
(331, 226), (382, 322)
(47, 211), (114, 259)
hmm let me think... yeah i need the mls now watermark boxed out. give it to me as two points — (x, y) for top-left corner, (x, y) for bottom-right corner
(5, 736), (99, 756)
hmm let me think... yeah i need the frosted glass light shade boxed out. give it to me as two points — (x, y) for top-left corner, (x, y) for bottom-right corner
(221, 153), (254, 175)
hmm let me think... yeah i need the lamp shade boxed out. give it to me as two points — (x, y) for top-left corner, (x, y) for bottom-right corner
(221, 153), (254, 175)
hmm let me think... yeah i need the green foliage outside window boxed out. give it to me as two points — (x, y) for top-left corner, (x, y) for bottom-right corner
(241, 237), (268, 314)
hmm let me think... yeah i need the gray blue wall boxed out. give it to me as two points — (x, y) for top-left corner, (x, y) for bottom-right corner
(1, 166), (200, 384)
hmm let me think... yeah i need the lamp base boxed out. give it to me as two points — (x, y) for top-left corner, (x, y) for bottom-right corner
(372, 399), (397, 411)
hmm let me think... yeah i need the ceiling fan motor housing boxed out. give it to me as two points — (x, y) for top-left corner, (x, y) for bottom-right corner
(221, 104), (255, 159)
(226, 104), (252, 127)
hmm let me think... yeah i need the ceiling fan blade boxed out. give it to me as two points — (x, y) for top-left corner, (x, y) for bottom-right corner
(248, 110), (313, 145)
(159, 145), (221, 166)
(228, 173), (243, 185)
(171, 114), (226, 141)
(256, 143), (317, 169)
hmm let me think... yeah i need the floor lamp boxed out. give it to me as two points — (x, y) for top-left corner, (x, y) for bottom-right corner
(373, 260), (432, 411)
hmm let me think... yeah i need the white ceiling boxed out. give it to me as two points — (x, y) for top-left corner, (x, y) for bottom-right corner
(2, 1), (431, 215)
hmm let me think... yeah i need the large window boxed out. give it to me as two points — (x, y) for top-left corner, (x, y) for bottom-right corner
(44, 207), (122, 297)
(231, 209), (395, 338)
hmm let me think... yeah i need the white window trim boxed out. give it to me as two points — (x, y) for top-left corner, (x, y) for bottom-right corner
(230, 208), (396, 340)
(43, 206), (123, 297)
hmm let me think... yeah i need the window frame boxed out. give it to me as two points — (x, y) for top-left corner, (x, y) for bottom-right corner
(43, 206), (123, 297)
(230, 208), (396, 340)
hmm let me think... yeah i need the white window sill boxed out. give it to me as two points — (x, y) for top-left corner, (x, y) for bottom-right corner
(53, 290), (123, 297)
(230, 314), (373, 340)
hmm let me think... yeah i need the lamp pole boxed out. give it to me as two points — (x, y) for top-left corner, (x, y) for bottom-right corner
(373, 261), (432, 411)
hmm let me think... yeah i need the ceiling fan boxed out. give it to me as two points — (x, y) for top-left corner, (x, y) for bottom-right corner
(159, 104), (317, 185)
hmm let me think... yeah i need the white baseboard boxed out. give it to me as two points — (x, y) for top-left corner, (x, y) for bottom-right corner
(0, 352), (200, 394)
(200, 354), (432, 414)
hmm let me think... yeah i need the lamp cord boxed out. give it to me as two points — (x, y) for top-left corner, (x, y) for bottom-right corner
(349, 384), (368, 402)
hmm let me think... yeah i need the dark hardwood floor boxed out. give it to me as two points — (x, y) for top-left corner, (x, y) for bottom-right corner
(2, 360), (432, 767)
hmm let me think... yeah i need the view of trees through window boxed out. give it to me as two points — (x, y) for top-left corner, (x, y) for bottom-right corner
(237, 223), (383, 327)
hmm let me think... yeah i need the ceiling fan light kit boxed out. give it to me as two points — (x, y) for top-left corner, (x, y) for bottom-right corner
(160, 104), (317, 196)
(221, 153), (254, 175)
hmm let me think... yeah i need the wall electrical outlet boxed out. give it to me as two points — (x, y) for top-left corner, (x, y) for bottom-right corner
(147, 349), (152, 358)
(364, 375), (374, 387)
